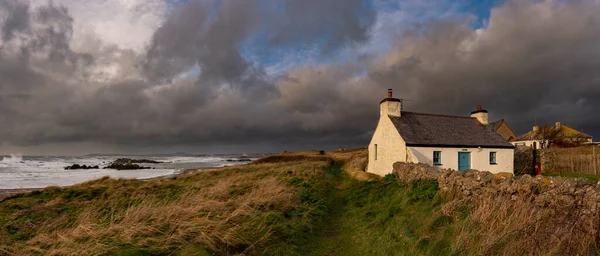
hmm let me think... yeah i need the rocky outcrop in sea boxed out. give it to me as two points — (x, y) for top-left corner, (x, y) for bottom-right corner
(64, 164), (100, 170)
(103, 158), (158, 170)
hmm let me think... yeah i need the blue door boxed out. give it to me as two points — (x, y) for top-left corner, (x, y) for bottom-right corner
(458, 152), (471, 171)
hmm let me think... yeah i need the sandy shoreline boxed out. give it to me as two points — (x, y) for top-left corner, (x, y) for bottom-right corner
(0, 166), (224, 201)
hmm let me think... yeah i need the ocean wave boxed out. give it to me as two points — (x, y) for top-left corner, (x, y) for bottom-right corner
(0, 155), (250, 189)
(0, 154), (23, 164)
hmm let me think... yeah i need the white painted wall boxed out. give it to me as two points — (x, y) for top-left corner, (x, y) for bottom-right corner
(408, 147), (514, 174)
(367, 116), (407, 176)
(511, 140), (542, 149)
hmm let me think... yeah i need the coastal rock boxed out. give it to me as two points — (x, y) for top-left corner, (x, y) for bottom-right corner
(64, 164), (100, 170)
(104, 158), (156, 170)
(226, 157), (252, 162)
(111, 158), (162, 164)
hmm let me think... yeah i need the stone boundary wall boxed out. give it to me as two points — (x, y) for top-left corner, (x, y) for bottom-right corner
(392, 162), (600, 254)
(392, 162), (600, 208)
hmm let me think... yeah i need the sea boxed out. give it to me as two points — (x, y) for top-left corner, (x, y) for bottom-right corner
(0, 154), (259, 189)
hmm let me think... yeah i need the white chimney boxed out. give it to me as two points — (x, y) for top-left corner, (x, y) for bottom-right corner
(380, 89), (402, 117)
(555, 122), (561, 129)
(470, 105), (489, 125)
(533, 126), (539, 132)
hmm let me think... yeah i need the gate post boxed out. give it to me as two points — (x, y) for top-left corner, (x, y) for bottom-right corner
(532, 149), (537, 176)
(594, 145), (597, 176)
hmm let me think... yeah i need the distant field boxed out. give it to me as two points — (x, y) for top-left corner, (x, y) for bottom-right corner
(543, 172), (600, 181)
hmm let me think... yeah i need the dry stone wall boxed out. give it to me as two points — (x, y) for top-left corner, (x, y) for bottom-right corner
(392, 162), (600, 209)
(392, 162), (600, 254)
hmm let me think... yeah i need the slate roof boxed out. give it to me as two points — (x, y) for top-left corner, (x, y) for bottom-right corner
(490, 120), (503, 131)
(515, 131), (543, 141)
(389, 112), (514, 148)
(515, 125), (592, 141)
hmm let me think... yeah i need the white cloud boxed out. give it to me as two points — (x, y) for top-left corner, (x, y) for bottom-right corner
(32, 0), (168, 52)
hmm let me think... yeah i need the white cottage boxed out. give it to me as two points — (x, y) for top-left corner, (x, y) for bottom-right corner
(367, 90), (515, 176)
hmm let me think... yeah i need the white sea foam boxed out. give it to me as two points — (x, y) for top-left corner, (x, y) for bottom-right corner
(0, 154), (23, 165)
(0, 155), (250, 189)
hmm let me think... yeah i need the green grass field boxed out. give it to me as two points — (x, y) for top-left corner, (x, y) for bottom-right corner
(543, 172), (600, 181)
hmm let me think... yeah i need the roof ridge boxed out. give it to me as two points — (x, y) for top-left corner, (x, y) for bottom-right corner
(389, 111), (514, 148)
(401, 111), (474, 119)
(561, 125), (592, 137)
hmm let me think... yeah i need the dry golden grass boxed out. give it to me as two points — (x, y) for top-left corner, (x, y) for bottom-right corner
(327, 148), (379, 181)
(278, 150), (324, 156)
(447, 192), (600, 255)
(0, 157), (333, 255)
(11, 148), (593, 255)
(435, 180), (600, 255)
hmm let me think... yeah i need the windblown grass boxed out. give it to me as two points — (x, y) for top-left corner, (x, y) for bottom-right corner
(0, 156), (335, 255)
(543, 172), (600, 181)
(327, 148), (378, 181)
(3, 150), (597, 255)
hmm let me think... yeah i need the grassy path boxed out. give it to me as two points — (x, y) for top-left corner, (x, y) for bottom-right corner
(300, 160), (448, 256)
(304, 161), (353, 255)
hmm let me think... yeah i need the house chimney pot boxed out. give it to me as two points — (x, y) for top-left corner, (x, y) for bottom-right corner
(533, 126), (539, 132)
(380, 89), (401, 117)
(470, 105), (489, 125)
(555, 122), (561, 129)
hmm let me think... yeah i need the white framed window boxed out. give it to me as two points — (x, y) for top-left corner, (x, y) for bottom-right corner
(433, 151), (441, 165)
(490, 152), (497, 164)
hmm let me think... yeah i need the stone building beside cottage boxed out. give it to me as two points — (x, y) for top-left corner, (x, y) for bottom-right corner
(489, 119), (517, 141)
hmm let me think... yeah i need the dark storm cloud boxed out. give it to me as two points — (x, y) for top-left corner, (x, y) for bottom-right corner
(144, 0), (376, 82)
(0, 0), (377, 150)
(0, 1), (93, 146)
(0, 0), (29, 41)
(1, 0), (600, 154)
(366, 0), (600, 136)
(264, 0), (376, 53)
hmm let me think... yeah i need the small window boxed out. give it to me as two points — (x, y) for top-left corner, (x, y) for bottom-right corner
(374, 144), (378, 160)
(490, 152), (497, 164)
(433, 151), (441, 165)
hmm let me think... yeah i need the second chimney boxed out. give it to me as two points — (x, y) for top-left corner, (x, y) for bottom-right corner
(470, 105), (489, 125)
(380, 89), (401, 117)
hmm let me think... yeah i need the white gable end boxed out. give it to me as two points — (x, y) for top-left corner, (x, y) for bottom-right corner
(367, 116), (407, 176)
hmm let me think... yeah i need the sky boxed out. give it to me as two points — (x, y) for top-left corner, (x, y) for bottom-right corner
(0, 0), (599, 155)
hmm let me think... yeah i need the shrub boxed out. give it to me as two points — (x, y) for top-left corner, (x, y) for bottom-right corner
(382, 173), (397, 183)
(408, 179), (439, 203)
(288, 177), (303, 186)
